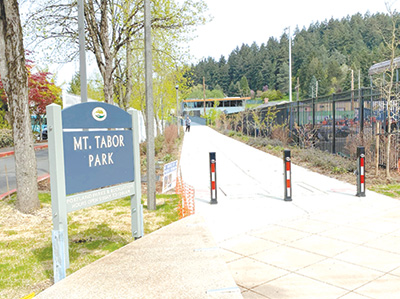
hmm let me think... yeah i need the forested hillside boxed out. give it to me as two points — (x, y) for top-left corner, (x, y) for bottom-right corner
(188, 12), (398, 100)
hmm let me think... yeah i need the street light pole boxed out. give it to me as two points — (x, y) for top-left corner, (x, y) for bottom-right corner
(144, 0), (156, 210)
(289, 26), (292, 102)
(175, 85), (180, 133)
(77, 0), (87, 103)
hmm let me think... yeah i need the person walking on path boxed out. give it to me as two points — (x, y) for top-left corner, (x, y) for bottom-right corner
(185, 116), (191, 132)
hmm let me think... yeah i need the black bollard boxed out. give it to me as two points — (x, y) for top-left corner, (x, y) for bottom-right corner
(356, 146), (366, 197)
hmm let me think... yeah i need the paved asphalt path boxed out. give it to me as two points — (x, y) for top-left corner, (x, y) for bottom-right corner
(0, 149), (49, 195)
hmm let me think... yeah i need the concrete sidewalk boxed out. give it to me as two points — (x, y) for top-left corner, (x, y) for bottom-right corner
(36, 215), (241, 299)
(180, 126), (400, 298)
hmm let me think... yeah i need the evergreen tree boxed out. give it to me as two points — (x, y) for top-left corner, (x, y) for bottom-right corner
(239, 76), (250, 97)
(188, 12), (399, 100)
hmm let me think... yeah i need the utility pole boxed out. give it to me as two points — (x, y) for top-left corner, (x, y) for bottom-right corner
(316, 80), (318, 98)
(77, 0), (87, 102)
(295, 77), (300, 101)
(203, 76), (206, 116)
(144, 0), (156, 210)
(289, 26), (292, 102)
(175, 85), (180, 133)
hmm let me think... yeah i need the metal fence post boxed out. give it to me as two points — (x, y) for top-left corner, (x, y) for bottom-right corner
(332, 94), (336, 154)
(209, 152), (218, 204)
(360, 88), (365, 134)
(283, 150), (292, 201)
(356, 146), (366, 197)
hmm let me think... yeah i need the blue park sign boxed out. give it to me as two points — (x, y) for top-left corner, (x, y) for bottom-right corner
(47, 102), (143, 283)
(62, 102), (135, 194)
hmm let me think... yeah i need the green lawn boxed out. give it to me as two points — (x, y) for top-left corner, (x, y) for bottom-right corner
(0, 193), (180, 299)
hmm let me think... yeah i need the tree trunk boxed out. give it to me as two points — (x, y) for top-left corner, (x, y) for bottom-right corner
(123, 1), (133, 111)
(386, 99), (392, 178)
(86, 0), (114, 104)
(103, 60), (114, 104)
(0, 0), (39, 213)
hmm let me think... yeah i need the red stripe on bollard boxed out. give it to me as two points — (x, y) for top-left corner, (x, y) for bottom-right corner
(211, 163), (215, 173)
(286, 162), (291, 171)
(286, 179), (291, 188)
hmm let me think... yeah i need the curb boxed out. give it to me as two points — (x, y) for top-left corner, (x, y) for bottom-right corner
(0, 173), (50, 200)
(0, 144), (48, 158)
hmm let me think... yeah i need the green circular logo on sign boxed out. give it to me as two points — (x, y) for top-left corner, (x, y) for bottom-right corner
(92, 107), (107, 121)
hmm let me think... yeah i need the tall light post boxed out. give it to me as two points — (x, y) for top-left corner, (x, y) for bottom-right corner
(144, 0), (156, 210)
(288, 26), (292, 102)
(175, 85), (180, 133)
(77, 0), (87, 102)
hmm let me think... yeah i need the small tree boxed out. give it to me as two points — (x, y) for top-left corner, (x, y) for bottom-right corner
(263, 107), (278, 137)
(1, 56), (62, 139)
(28, 65), (62, 139)
(239, 76), (250, 97)
(251, 109), (264, 138)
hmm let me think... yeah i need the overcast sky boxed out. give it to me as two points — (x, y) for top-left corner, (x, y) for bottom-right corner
(55, 0), (395, 86)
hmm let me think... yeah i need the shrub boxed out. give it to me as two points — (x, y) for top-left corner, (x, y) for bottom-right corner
(164, 125), (178, 153)
(0, 129), (13, 148)
(163, 153), (173, 163)
(155, 134), (165, 156)
(271, 125), (290, 146)
(295, 147), (356, 173)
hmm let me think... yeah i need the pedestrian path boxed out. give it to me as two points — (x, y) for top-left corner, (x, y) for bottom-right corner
(180, 126), (400, 298)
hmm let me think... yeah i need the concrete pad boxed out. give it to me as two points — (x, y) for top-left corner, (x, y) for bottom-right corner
(338, 292), (373, 298)
(36, 215), (242, 299)
(219, 248), (243, 263)
(241, 289), (269, 298)
(279, 218), (339, 234)
(252, 273), (347, 299)
(226, 257), (288, 289)
(249, 225), (311, 245)
(334, 246), (400, 273)
(250, 245), (326, 272)
(319, 226), (382, 245)
(346, 217), (400, 234)
(298, 259), (382, 290)
(355, 274), (400, 298)
(390, 266), (400, 276)
(363, 234), (400, 254)
(219, 234), (278, 256)
(288, 235), (357, 257)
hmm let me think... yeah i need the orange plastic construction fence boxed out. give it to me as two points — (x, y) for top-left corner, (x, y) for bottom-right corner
(176, 176), (195, 219)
